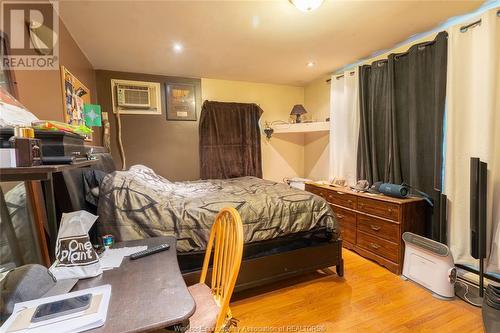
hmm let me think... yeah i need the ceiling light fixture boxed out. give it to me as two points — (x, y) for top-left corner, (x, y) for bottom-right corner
(290, 0), (324, 12)
(306, 61), (315, 67)
(172, 42), (183, 53)
(252, 15), (260, 28)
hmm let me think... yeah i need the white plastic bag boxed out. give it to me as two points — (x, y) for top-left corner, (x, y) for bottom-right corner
(49, 211), (102, 280)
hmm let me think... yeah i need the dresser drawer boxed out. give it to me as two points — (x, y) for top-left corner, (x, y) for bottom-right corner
(357, 214), (399, 243)
(357, 230), (398, 262)
(307, 185), (327, 200)
(326, 189), (357, 209)
(357, 197), (400, 221)
(330, 205), (356, 244)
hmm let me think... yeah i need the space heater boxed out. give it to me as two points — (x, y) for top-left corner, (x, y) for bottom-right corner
(402, 232), (456, 299)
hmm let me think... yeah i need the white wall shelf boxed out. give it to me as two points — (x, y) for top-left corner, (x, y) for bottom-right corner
(272, 121), (330, 134)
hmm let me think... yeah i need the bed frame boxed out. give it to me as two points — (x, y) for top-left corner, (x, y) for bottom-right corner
(183, 239), (343, 292)
(55, 152), (344, 291)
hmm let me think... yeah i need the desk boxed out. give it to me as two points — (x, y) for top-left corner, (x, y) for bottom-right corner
(0, 160), (98, 263)
(74, 237), (195, 333)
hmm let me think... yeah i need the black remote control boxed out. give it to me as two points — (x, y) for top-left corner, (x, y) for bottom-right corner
(130, 243), (170, 260)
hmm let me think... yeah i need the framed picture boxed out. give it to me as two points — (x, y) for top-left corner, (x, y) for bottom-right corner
(165, 83), (196, 121)
(60, 66), (92, 141)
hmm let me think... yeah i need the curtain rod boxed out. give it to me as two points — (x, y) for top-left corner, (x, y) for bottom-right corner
(326, 36), (440, 82)
(325, 71), (355, 83)
(393, 39), (437, 59)
(460, 9), (500, 33)
(326, 9), (499, 84)
(460, 19), (481, 32)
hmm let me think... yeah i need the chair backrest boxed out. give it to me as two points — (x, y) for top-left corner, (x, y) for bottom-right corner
(199, 207), (244, 331)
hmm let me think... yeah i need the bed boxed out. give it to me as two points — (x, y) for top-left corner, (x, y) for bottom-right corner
(55, 153), (344, 291)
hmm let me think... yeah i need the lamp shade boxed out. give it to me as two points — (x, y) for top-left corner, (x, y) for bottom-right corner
(290, 104), (307, 116)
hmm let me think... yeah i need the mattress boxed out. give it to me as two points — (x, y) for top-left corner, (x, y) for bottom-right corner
(97, 165), (338, 253)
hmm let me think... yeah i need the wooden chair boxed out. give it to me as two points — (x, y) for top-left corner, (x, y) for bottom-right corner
(186, 207), (244, 332)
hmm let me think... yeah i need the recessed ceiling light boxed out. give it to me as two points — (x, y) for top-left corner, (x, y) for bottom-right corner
(172, 42), (183, 53)
(290, 0), (324, 12)
(252, 15), (260, 28)
(307, 61), (315, 67)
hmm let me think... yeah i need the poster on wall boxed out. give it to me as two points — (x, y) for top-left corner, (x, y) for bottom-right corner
(60, 66), (92, 141)
(165, 83), (196, 121)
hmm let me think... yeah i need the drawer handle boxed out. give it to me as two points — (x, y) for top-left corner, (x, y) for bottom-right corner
(336, 214), (345, 219)
(388, 208), (393, 212)
(359, 203), (364, 207)
(370, 225), (381, 231)
(348, 200), (353, 204)
(369, 243), (381, 249)
(336, 191), (344, 195)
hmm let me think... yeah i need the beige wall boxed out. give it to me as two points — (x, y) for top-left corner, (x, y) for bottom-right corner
(95, 75), (305, 182)
(201, 78), (305, 182)
(304, 132), (329, 180)
(304, 75), (331, 122)
(303, 75), (331, 180)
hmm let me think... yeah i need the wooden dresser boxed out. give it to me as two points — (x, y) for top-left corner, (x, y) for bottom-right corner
(305, 182), (428, 274)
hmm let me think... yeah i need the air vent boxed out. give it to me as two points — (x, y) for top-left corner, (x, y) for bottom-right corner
(402, 232), (449, 257)
(111, 79), (161, 115)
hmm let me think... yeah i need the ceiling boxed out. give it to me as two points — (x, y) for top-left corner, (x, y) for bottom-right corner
(58, 0), (482, 86)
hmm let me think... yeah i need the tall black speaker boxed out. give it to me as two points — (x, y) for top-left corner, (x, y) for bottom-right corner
(439, 193), (447, 244)
(470, 157), (487, 259)
(469, 157), (487, 298)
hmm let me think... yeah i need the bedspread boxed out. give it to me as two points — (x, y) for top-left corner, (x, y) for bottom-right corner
(97, 165), (338, 252)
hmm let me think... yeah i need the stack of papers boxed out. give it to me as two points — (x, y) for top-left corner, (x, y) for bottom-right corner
(99, 246), (147, 270)
(0, 285), (111, 333)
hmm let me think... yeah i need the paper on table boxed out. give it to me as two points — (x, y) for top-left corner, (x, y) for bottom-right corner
(5, 295), (102, 333)
(99, 246), (147, 270)
(0, 285), (111, 333)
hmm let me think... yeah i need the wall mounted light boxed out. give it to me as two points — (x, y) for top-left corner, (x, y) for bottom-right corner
(264, 126), (274, 139)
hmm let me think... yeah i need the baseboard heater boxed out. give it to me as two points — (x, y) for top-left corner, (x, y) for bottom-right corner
(402, 232), (456, 299)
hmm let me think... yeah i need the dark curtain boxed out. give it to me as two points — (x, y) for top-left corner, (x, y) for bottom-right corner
(199, 101), (263, 179)
(357, 31), (448, 240)
(357, 60), (394, 184)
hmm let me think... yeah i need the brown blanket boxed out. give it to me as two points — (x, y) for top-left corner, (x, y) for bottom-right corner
(97, 165), (338, 252)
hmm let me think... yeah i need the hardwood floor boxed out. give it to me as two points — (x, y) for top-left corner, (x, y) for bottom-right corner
(230, 249), (483, 332)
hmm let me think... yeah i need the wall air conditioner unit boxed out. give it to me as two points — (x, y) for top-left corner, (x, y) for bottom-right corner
(111, 79), (161, 115)
(402, 232), (456, 300)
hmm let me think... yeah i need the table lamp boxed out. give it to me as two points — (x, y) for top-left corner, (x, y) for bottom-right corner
(290, 104), (307, 123)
